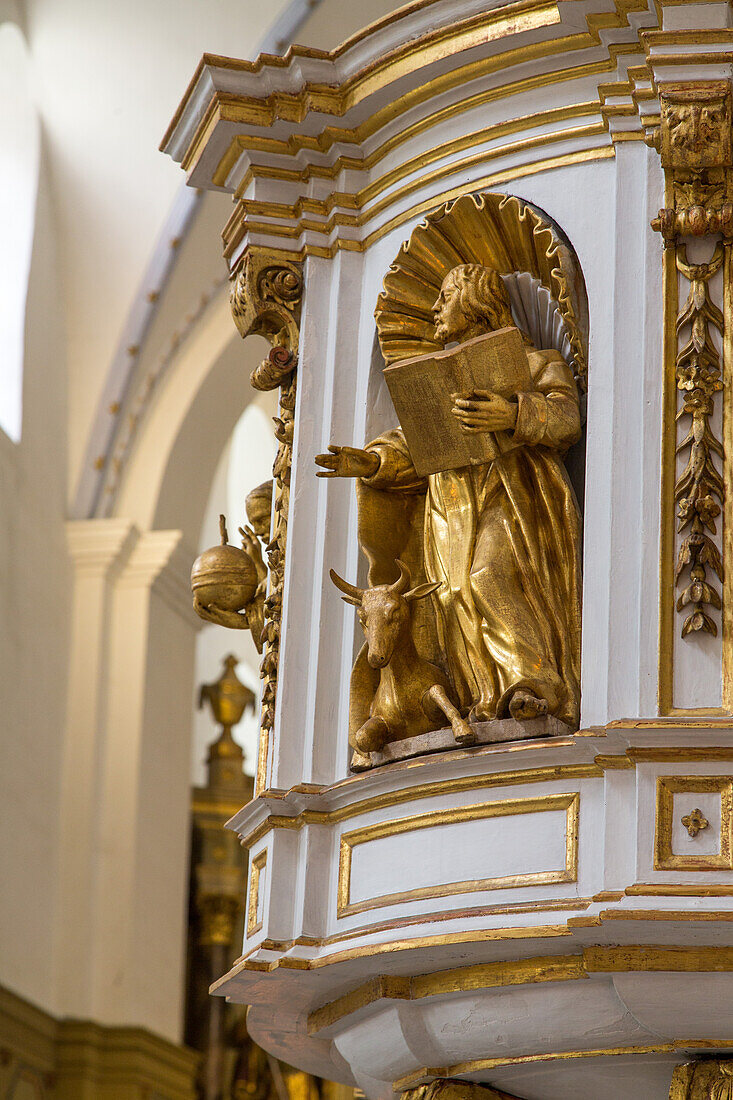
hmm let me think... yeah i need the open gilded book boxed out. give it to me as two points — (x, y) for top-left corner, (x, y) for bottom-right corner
(382, 326), (532, 476)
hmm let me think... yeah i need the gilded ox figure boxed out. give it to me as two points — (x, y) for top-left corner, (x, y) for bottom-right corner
(330, 560), (475, 768)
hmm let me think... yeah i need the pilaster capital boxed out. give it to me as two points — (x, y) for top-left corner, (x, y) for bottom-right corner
(118, 528), (201, 628)
(600, 1), (733, 143)
(65, 519), (139, 580)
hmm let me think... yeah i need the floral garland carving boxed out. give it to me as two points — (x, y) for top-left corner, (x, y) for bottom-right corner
(651, 81), (732, 644)
(674, 244), (725, 636)
(230, 252), (303, 792)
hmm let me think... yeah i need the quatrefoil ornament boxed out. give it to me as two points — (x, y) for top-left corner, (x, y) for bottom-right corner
(682, 807), (709, 838)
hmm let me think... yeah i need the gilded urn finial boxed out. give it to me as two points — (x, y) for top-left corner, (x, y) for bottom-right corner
(198, 653), (256, 788)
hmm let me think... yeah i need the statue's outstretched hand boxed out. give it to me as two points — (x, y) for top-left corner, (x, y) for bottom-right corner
(315, 444), (380, 479)
(451, 390), (518, 434)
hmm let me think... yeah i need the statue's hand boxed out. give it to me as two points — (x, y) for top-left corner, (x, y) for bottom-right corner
(451, 390), (518, 433)
(315, 444), (380, 479)
(193, 595), (250, 630)
(239, 525), (267, 583)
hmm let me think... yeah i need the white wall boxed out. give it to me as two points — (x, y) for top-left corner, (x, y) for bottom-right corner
(22, 0), (292, 494)
(0, 142), (69, 1014)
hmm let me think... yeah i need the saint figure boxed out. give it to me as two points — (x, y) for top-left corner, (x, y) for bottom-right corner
(317, 264), (582, 732)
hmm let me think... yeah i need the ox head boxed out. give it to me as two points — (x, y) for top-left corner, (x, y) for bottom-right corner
(329, 560), (440, 668)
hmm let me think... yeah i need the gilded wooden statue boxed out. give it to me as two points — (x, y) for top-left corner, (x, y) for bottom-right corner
(317, 192), (587, 768)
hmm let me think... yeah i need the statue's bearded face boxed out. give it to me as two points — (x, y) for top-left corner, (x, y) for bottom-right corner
(432, 275), (469, 344)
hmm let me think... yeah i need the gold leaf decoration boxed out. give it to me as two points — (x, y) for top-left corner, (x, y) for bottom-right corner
(374, 190), (588, 388)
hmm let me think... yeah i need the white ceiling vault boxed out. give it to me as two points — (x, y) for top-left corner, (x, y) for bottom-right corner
(7, 0), (405, 515)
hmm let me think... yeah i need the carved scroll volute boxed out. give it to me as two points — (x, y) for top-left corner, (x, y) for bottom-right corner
(229, 249), (303, 793)
(230, 253), (302, 378)
(651, 81), (733, 706)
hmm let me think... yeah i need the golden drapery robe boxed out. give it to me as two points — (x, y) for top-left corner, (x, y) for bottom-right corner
(360, 348), (582, 728)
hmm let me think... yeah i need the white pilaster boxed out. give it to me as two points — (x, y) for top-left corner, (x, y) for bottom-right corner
(59, 522), (199, 1041)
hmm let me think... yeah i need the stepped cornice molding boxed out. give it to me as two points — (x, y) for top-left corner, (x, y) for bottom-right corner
(163, 0), (664, 264)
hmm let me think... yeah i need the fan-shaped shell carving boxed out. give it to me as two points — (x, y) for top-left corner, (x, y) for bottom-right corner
(502, 271), (574, 370)
(374, 191), (588, 389)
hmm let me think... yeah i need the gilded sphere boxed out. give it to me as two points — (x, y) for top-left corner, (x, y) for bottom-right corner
(191, 543), (257, 612)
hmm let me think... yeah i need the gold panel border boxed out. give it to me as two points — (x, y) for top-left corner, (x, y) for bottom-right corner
(655, 775), (733, 871)
(336, 793), (579, 918)
(247, 849), (267, 937)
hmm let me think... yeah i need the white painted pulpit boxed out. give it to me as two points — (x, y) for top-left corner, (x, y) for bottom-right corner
(164, 3), (733, 1096)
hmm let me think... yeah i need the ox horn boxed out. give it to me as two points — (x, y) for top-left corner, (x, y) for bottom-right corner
(329, 569), (364, 606)
(388, 559), (411, 596)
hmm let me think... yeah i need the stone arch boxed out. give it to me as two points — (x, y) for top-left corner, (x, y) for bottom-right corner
(112, 287), (270, 548)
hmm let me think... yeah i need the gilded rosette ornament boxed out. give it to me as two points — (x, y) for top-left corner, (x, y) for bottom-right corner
(229, 250), (303, 792)
(652, 82), (733, 706)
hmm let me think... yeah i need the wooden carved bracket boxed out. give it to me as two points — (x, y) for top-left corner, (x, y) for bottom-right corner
(652, 82), (732, 688)
(229, 250), (303, 793)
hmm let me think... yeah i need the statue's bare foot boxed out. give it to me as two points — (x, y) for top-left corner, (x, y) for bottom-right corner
(451, 717), (477, 745)
(509, 689), (548, 721)
(350, 749), (372, 771)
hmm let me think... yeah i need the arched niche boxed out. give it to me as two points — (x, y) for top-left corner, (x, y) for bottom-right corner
(112, 288), (272, 548)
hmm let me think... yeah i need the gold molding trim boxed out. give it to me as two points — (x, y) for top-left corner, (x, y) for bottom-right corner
(606, 717), (733, 728)
(336, 794), (579, 918)
(247, 896), (594, 959)
(655, 775), (733, 870)
(581, 907), (733, 923)
(167, 0), (651, 165)
(221, 100), (602, 194)
(215, 924), (573, 981)
(308, 954), (586, 1034)
(394, 1040), (733, 1091)
(308, 942), (733, 1036)
(223, 147), (616, 263)
(597, 747), (733, 770)
(237, 761), (599, 849)
(247, 849), (267, 936)
(223, 116), (606, 228)
(626, 882), (733, 896)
